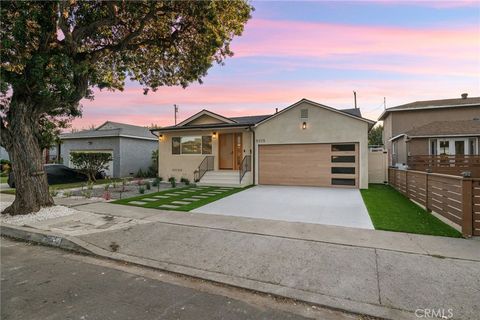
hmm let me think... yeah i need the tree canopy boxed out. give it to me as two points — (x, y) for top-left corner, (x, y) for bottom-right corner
(0, 1), (252, 214)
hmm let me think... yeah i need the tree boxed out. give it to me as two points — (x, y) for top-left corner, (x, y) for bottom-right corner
(70, 152), (112, 182)
(0, 1), (252, 215)
(368, 124), (384, 146)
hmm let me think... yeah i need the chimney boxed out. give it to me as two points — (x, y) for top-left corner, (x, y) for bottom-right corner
(461, 93), (468, 99)
(275, 108), (278, 113)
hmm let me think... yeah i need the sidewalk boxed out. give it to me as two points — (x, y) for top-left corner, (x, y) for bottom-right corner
(1, 198), (479, 320)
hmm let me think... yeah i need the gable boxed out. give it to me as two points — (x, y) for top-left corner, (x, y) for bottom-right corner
(176, 110), (235, 127)
(256, 99), (375, 128)
(186, 114), (230, 126)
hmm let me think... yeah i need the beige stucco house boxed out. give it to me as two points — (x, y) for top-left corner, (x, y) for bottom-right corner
(379, 95), (480, 167)
(151, 99), (375, 189)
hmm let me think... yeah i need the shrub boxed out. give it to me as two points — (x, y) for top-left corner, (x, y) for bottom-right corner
(81, 190), (92, 199)
(135, 168), (145, 178)
(139, 186), (145, 194)
(145, 181), (151, 190)
(180, 177), (190, 185)
(70, 152), (112, 182)
(103, 190), (111, 200)
(168, 177), (176, 188)
(63, 191), (72, 198)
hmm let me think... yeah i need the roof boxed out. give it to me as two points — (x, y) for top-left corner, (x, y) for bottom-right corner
(378, 96), (480, 120)
(404, 120), (480, 138)
(61, 121), (157, 140)
(151, 98), (375, 133)
(340, 108), (362, 117)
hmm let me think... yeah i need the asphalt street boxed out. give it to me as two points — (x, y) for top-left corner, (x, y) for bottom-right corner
(0, 238), (357, 320)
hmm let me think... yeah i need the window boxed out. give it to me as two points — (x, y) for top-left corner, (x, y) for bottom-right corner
(202, 136), (212, 154)
(172, 137), (181, 154)
(331, 178), (355, 186)
(455, 141), (465, 155)
(430, 139), (437, 155)
(331, 155), (355, 163)
(331, 167), (355, 174)
(172, 136), (212, 155)
(469, 138), (477, 155)
(331, 144), (355, 152)
(439, 140), (449, 155)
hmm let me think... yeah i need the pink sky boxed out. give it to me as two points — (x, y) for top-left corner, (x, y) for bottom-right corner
(71, 1), (480, 130)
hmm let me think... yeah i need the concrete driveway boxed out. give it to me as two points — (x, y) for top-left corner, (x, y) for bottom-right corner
(192, 186), (374, 229)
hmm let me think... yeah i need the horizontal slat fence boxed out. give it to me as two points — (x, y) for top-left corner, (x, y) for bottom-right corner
(408, 155), (480, 177)
(388, 168), (479, 237)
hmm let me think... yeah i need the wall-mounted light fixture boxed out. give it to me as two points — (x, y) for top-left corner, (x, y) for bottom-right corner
(302, 122), (307, 130)
(212, 131), (217, 138)
(159, 134), (163, 141)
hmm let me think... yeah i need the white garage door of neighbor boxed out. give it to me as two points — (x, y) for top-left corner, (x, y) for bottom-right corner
(258, 143), (359, 188)
(69, 150), (114, 177)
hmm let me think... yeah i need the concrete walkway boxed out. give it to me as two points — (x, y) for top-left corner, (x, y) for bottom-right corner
(192, 186), (374, 229)
(2, 200), (479, 319)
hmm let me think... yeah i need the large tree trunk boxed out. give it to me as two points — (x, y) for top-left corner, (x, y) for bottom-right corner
(2, 102), (54, 216)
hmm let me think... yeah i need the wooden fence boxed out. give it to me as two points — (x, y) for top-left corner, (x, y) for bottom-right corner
(407, 155), (480, 177)
(389, 168), (480, 237)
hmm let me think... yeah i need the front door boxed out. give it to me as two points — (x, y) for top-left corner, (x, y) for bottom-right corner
(219, 133), (234, 169)
(219, 133), (243, 170)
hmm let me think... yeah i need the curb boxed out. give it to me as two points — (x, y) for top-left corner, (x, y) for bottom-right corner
(1, 224), (414, 320)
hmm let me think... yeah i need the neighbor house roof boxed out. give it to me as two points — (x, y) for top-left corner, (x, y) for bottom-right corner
(60, 121), (157, 140)
(404, 120), (480, 138)
(378, 96), (480, 120)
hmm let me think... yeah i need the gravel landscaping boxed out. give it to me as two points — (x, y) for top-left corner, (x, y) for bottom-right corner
(0, 201), (80, 226)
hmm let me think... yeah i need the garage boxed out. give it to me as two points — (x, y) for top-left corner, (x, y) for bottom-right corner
(258, 143), (358, 188)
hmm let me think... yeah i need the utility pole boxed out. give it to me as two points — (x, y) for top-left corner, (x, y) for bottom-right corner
(353, 91), (357, 109)
(383, 97), (386, 109)
(174, 104), (178, 125)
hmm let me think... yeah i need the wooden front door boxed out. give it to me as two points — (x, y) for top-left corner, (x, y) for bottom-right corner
(219, 133), (243, 170)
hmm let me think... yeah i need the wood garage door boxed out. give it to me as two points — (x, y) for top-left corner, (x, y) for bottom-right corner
(258, 143), (358, 188)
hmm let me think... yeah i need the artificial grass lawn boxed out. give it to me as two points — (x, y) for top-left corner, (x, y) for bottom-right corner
(361, 184), (462, 238)
(112, 185), (249, 212)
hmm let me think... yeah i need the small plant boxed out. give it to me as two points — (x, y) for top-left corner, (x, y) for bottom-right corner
(152, 179), (158, 187)
(121, 178), (128, 192)
(168, 176), (176, 188)
(63, 191), (72, 198)
(153, 177), (162, 191)
(145, 181), (151, 190)
(87, 182), (94, 190)
(112, 180), (117, 188)
(103, 190), (111, 200)
(135, 168), (147, 178)
(81, 190), (92, 199)
(180, 177), (190, 185)
(138, 186), (145, 194)
(49, 188), (58, 197)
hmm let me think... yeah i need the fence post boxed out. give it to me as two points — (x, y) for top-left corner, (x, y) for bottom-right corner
(425, 172), (430, 212)
(461, 178), (473, 238)
(405, 171), (409, 197)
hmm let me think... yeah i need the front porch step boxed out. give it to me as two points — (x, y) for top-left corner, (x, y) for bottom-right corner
(197, 171), (251, 187)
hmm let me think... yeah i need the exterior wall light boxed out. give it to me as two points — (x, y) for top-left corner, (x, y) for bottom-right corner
(159, 134), (163, 141)
(302, 122), (307, 130)
(212, 131), (217, 138)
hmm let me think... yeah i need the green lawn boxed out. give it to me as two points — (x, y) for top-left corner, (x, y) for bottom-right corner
(113, 185), (249, 212)
(0, 176), (7, 184)
(361, 184), (462, 238)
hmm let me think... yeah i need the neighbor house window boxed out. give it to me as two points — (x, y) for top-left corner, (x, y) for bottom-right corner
(430, 139), (437, 155)
(439, 140), (449, 155)
(469, 138), (477, 155)
(172, 136), (212, 155)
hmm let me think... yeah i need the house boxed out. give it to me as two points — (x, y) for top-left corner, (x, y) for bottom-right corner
(379, 94), (480, 169)
(151, 99), (375, 188)
(59, 121), (157, 178)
